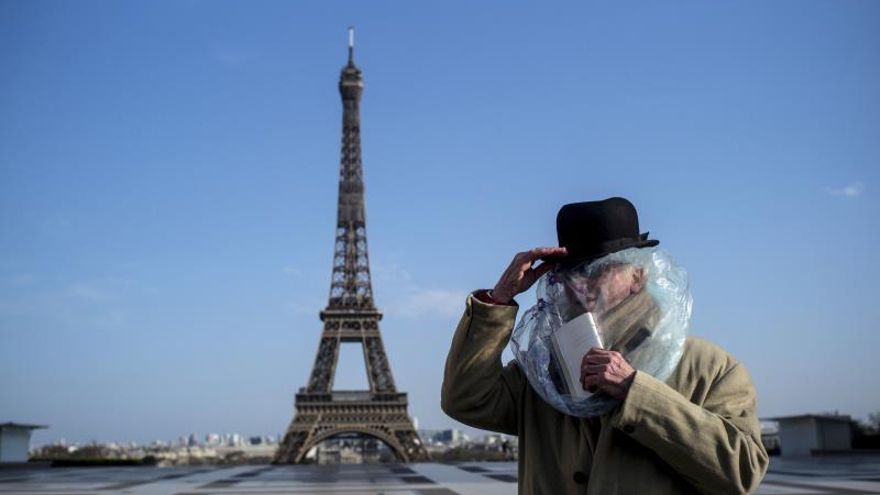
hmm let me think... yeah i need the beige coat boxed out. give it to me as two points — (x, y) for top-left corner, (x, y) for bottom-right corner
(441, 293), (769, 495)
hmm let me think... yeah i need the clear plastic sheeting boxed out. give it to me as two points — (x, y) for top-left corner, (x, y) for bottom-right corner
(510, 247), (692, 417)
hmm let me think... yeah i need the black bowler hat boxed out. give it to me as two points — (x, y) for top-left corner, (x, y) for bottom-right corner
(554, 197), (659, 268)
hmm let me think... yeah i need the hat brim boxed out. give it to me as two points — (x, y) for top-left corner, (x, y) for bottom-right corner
(556, 238), (659, 270)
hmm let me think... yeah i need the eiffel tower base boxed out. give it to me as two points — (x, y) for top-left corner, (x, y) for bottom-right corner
(273, 392), (429, 463)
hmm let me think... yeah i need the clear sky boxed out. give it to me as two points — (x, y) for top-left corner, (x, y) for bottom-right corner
(1, 1), (878, 446)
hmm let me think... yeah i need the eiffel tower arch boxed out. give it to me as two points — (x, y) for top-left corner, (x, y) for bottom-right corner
(274, 29), (429, 464)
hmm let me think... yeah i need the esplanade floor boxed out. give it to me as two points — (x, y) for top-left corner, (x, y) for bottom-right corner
(2, 456), (880, 495)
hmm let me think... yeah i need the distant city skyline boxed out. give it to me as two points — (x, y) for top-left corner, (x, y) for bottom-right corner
(37, 424), (487, 449)
(2, 1), (878, 447)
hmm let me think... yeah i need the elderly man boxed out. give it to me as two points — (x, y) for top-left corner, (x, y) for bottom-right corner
(441, 197), (769, 494)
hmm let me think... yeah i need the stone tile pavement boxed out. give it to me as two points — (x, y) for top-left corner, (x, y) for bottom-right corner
(1, 456), (879, 494)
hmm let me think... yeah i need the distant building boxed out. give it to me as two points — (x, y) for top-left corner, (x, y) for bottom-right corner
(0, 422), (47, 463)
(770, 414), (853, 457)
(418, 429), (466, 446)
(433, 429), (464, 444)
(759, 421), (780, 455)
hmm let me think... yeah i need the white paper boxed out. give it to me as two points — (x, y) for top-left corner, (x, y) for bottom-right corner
(549, 312), (604, 400)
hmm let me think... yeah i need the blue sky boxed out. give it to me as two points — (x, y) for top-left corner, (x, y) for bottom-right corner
(1, 1), (878, 446)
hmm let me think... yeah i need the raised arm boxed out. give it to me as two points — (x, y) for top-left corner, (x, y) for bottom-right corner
(440, 246), (566, 435)
(440, 293), (522, 434)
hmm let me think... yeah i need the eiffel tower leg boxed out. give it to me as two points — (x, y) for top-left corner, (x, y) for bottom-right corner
(274, 409), (323, 464)
(395, 427), (430, 462)
(273, 430), (307, 464)
(307, 337), (338, 392)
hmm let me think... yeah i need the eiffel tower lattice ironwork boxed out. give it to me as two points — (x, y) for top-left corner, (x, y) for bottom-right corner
(274, 29), (429, 464)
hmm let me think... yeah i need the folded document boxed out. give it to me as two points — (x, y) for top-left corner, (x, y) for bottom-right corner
(549, 312), (604, 400)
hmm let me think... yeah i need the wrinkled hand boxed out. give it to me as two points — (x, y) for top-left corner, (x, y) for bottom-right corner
(581, 348), (636, 400)
(491, 247), (567, 304)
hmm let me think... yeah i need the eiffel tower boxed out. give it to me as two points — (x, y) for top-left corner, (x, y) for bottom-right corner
(274, 29), (429, 464)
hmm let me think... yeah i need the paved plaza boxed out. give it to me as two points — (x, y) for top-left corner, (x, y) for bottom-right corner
(2, 457), (880, 495)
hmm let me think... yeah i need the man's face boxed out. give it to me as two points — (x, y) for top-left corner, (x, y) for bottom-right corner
(563, 262), (644, 316)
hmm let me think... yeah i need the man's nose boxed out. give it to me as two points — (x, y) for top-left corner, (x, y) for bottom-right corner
(584, 283), (598, 298)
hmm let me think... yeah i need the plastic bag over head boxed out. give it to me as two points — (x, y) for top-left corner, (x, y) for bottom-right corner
(509, 247), (692, 417)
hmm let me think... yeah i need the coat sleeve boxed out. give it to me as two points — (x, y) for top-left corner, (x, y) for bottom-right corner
(440, 292), (523, 436)
(610, 362), (769, 495)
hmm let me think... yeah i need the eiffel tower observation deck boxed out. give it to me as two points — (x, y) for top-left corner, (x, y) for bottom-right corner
(274, 28), (429, 464)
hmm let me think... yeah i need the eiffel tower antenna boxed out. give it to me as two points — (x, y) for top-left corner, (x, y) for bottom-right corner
(274, 29), (429, 464)
(348, 26), (354, 63)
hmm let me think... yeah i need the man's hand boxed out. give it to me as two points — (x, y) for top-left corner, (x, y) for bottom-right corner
(491, 247), (567, 304)
(580, 348), (636, 400)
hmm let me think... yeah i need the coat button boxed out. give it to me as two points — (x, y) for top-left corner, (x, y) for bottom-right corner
(573, 471), (587, 484)
(623, 425), (635, 434)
